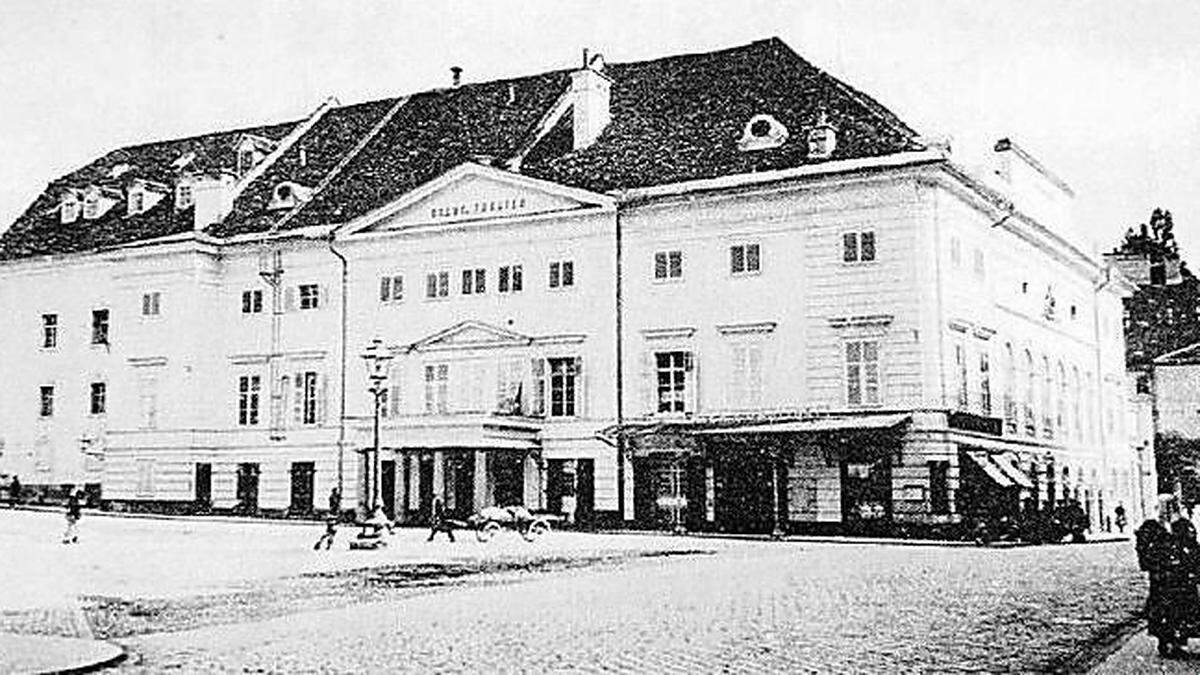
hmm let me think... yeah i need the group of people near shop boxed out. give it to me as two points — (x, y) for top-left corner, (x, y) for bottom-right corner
(1136, 493), (1200, 658)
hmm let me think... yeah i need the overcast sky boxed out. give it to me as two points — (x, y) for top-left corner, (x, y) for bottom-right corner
(2, 1), (1198, 261)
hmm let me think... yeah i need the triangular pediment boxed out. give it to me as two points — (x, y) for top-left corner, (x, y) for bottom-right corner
(343, 163), (613, 234)
(405, 320), (533, 353)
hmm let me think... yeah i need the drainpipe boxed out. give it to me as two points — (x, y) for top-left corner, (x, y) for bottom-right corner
(615, 203), (627, 525)
(327, 233), (349, 504)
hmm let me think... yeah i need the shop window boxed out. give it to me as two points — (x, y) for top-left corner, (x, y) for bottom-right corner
(845, 340), (880, 406)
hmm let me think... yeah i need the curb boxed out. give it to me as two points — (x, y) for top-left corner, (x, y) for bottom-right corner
(3, 504), (321, 528)
(595, 528), (1130, 548)
(49, 644), (128, 675)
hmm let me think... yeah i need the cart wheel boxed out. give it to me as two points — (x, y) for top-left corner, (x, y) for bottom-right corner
(523, 521), (550, 542)
(476, 521), (501, 543)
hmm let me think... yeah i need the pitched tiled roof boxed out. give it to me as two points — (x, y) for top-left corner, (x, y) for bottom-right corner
(1125, 277), (1200, 368)
(2, 38), (923, 259)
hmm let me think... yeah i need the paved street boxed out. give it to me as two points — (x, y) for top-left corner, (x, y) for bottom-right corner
(0, 509), (1151, 673)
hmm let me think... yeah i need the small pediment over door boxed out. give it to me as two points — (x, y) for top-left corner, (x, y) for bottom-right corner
(404, 320), (534, 353)
(344, 163), (613, 234)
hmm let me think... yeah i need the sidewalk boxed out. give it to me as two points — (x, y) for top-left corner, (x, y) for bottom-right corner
(1090, 629), (1200, 673)
(0, 633), (125, 674)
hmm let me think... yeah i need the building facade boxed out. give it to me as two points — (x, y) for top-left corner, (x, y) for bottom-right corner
(0, 38), (1147, 534)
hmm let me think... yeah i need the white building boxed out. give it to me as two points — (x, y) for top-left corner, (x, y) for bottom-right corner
(0, 38), (1146, 534)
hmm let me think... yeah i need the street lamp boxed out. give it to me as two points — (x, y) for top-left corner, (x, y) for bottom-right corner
(360, 338), (393, 519)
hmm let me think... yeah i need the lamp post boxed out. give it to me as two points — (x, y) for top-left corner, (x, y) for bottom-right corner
(360, 338), (393, 519)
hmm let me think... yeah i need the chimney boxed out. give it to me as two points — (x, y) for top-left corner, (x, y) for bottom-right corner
(191, 172), (235, 231)
(806, 109), (838, 160)
(570, 50), (611, 150)
(451, 66), (463, 88)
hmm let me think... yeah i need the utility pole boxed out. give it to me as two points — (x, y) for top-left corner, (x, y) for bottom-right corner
(259, 249), (285, 440)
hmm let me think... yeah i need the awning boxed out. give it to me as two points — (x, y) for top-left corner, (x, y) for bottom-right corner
(964, 451), (1014, 487)
(695, 413), (910, 436)
(990, 452), (1035, 489)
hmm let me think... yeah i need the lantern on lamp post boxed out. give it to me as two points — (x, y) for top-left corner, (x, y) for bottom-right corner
(360, 338), (393, 518)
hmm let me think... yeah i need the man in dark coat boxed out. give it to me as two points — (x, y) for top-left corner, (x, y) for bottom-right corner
(1136, 493), (1200, 657)
(313, 487), (341, 550)
(427, 496), (455, 542)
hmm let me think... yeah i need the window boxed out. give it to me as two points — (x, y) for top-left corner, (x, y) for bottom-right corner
(950, 236), (962, 266)
(548, 357), (580, 417)
(301, 371), (318, 425)
(129, 189), (145, 215)
(730, 244), (761, 275)
(425, 271), (450, 299)
(176, 183), (194, 209)
(90, 382), (106, 415)
(83, 193), (100, 220)
(973, 249), (986, 277)
(654, 251), (683, 280)
(298, 284), (320, 310)
(91, 309), (109, 345)
(845, 340), (880, 406)
(549, 260), (574, 289)
(498, 265), (523, 293)
(424, 364), (449, 413)
(842, 231), (876, 263)
(655, 351), (691, 413)
(136, 459), (156, 497)
(955, 344), (969, 409)
(1023, 350), (1036, 436)
(929, 461), (950, 515)
(61, 195), (80, 223)
(380, 275), (404, 303)
(242, 290), (263, 314)
(42, 314), (57, 348)
(238, 375), (261, 426)
(1041, 356), (1053, 438)
(979, 352), (991, 415)
(1057, 362), (1067, 437)
(729, 342), (764, 408)
(461, 268), (486, 295)
(141, 292), (161, 316)
(39, 386), (54, 417)
(1002, 343), (1016, 433)
(138, 371), (159, 429)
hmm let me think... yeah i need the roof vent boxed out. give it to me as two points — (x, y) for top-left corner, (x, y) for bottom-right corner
(806, 110), (838, 161)
(451, 66), (463, 88)
(171, 152), (196, 171)
(109, 164), (132, 180)
(60, 191), (81, 224)
(268, 181), (313, 210)
(737, 114), (788, 152)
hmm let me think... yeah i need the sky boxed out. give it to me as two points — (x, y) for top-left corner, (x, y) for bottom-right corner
(2, 1), (1198, 261)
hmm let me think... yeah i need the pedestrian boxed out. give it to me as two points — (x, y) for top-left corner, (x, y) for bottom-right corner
(427, 496), (455, 542)
(1135, 493), (1200, 657)
(8, 475), (20, 507)
(62, 488), (82, 544)
(1115, 503), (1127, 533)
(313, 487), (341, 551)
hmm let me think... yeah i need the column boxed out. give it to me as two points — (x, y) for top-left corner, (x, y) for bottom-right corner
(523, 454), (541, 509)
(407, 454), (421, 513)
(474, 450), (488, 511)
(432, 450), (445, 506)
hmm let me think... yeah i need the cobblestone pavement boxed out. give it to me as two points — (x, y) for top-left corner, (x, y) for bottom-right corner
(117, 541), (1146, 673)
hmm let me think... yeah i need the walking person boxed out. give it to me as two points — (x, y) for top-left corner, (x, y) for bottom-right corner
(61, 488), (82, 544)
(427, 496), (455, 542)
(1115, 503), (1127, 533)
(1135, 493), (1200, 657)
(313, 487), (341, 551)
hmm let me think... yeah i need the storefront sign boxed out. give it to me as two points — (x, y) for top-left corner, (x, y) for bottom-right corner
(430, 196), (529, 220)
(948, 411), (1003, 436)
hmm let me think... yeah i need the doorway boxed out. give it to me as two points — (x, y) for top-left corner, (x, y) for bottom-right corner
(236, 463), (260, 514)
(418, 454), (434, 524)
(575, 459), (595, 528)
(492, 453), (525, 507)
(381, 460), (396, 519)
(194, 463), (212, 512)
(289, 462), (315, 515)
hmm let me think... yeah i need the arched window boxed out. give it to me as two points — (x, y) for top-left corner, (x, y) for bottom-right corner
(1024, 349), (1036, 436)
(1072, 366), (1082, 439)
(1041, 356), (1052, 438)
(1003, 343), (1016, 433)
(1057, 361), (1067, 438)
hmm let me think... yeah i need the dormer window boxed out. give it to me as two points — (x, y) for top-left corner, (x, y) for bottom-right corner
(82, 189), (101, 220)
(175, 181), (194, 209)
(128, 187), (145, 215)
(268, 181), (312, 210)
(807, 110), (838, 160)
(737, 114), (788, 152)
(238, 149), (257, 176)
(61, 193), (80, 224)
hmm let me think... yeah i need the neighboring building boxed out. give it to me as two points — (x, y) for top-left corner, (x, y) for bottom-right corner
(0, 38), (1142, 535)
